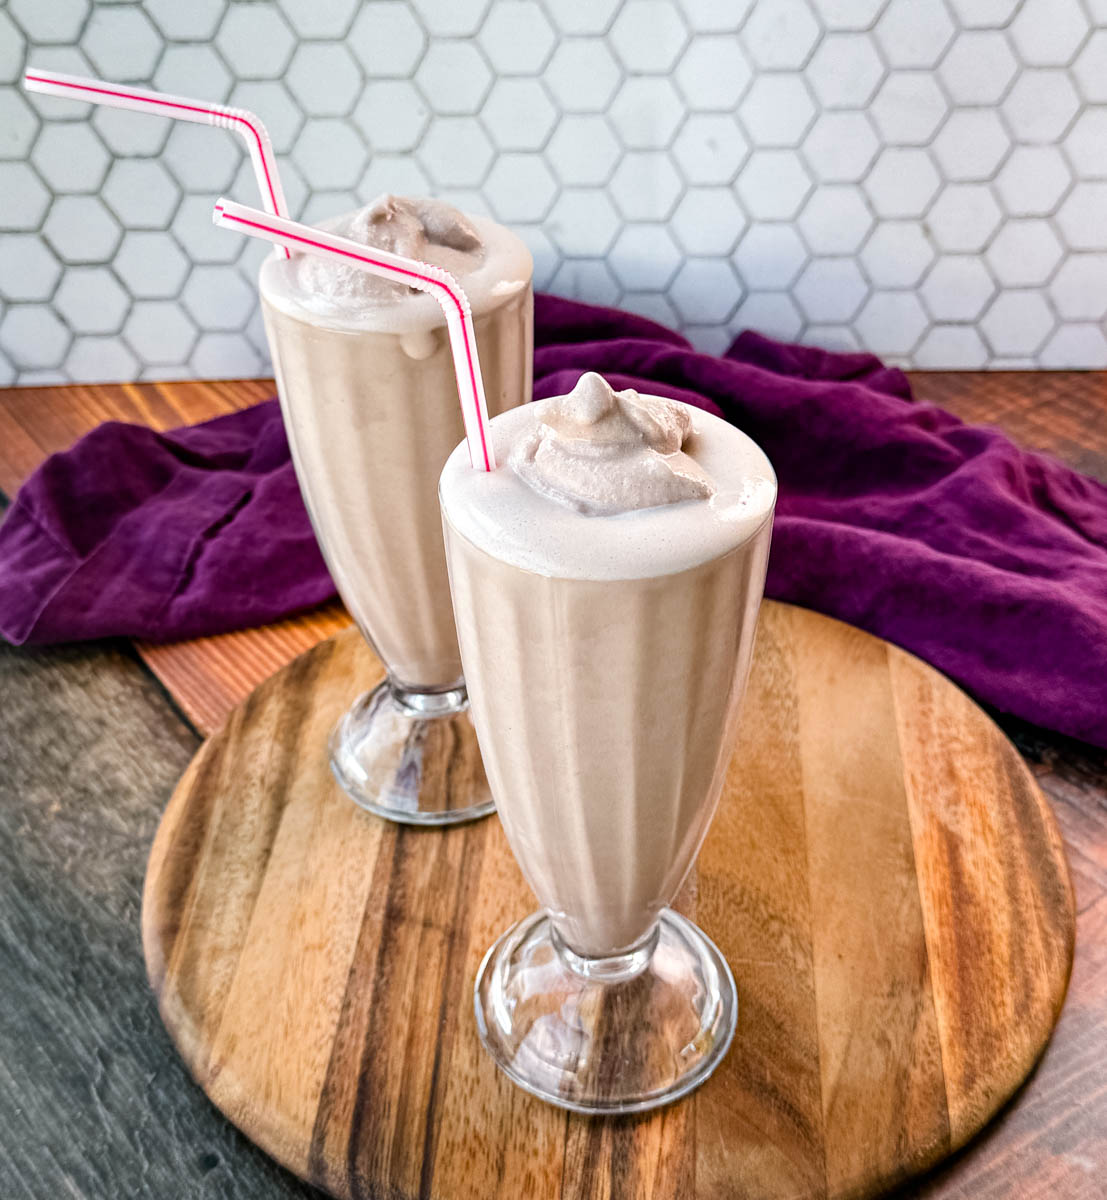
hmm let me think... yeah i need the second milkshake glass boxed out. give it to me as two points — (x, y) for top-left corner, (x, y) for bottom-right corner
(259, 205), (533, 825)
(440, 391), (777, 1112)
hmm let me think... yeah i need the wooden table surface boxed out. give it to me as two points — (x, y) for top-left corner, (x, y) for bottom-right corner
(0, 372), (1105, 1200)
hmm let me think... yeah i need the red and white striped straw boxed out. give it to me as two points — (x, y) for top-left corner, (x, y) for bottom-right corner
(23, 67), (291, 259)
(213, 198), (496, 473)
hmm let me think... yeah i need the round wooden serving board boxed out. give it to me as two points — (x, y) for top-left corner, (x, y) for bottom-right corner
(142, 602), (1075, 1200)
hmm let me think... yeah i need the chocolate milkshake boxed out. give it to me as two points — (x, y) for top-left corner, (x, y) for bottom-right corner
(440, 372), (776, 1112)
(260, 194), (533, 824)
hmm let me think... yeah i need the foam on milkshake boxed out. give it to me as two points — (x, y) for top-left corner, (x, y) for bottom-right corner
(263, 193), (531, 335)
(441, 373), (776, 580)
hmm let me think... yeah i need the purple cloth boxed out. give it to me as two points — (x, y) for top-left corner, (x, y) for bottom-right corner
(0, 401), (332, 643)
(2, 294), (1106, 748)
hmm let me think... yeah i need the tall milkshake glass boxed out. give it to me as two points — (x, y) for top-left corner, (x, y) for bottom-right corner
(260, 195), (532, 824)
(440, 374), (777, 1112)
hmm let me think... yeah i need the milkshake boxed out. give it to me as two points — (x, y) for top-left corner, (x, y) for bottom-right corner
(261, 194), (533, 823)
(440, 372), (776, 1112)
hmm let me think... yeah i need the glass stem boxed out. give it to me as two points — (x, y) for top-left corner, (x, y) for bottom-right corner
(550, 918), (661, 983)
(388, 678), (468, 718)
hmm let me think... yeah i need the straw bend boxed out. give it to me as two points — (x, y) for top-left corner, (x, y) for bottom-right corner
(212, 198), (496, 473)
(204, 105), (288, 230)
(23, 67), (290, 258)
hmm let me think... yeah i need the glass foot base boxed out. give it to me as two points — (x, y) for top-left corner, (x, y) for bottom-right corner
(328, 681), (495, 826)
(475, 908), (737, 1114)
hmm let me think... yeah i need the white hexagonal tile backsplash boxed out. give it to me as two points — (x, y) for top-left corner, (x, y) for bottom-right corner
(5, 0), (1107, 381)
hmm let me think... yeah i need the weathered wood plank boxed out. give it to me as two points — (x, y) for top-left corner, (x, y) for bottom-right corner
(910, 373), (1107, 485)
(0, 639), (317, 1198)
(136, 601), (351, 736)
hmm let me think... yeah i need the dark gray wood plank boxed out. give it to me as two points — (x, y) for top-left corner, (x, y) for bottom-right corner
(0, 639), (321, 1199)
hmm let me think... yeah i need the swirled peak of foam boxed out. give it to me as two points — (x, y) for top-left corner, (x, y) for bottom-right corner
(261, 194), (532, 333)
(510, 372), (717, 516)
(294, 193), (484, 310)
(440, 385), (776, 580)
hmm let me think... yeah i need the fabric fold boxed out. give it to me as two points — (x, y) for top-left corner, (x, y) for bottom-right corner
(0, 404), (331, 643)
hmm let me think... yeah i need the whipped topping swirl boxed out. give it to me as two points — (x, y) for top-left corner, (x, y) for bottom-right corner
(510, 372), (717, 516)
(295, 194), (484, 310)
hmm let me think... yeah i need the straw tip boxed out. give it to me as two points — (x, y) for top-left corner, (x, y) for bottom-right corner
(212, 199), (227, 226)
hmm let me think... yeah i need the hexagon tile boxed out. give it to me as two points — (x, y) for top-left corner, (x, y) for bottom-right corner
(5, 0), (1107, 380)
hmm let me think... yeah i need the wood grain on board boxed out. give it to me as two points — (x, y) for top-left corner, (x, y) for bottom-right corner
(142, 608), (1074, 1200)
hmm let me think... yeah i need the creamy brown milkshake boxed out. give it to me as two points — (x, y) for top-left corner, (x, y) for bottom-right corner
(440, 372), (776, 1111)
(260, 194), (532, 823)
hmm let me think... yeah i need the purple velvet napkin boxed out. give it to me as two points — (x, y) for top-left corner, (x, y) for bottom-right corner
(2, 294), (1106, 748)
